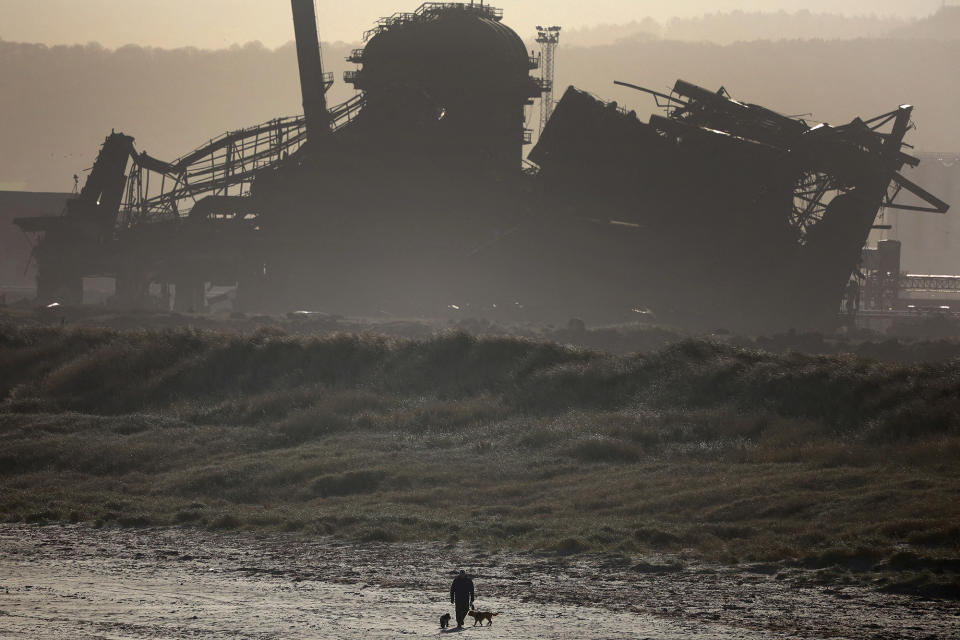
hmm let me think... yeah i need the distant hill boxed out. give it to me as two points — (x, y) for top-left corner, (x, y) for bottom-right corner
(560, 11), (908, 47)
(889, 6), (960, 40)
(0, 39), (356, 195)
(662, 10), (907, 44)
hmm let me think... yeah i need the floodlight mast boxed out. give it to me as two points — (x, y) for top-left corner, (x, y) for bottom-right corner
(536, 25), (561, 133)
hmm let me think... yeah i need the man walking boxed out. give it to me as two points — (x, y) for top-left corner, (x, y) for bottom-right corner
(449, 569), (475, 628)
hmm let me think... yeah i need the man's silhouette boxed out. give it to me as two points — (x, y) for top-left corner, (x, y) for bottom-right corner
(449, 570), (475, 628)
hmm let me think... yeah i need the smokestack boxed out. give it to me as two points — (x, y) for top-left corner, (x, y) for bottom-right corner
(291, 0), (329, 139)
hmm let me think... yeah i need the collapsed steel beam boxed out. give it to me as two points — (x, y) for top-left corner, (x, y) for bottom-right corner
(888, 172), (951, 213)
(616, 79), (949, 219)
(613, 80), (685, 109)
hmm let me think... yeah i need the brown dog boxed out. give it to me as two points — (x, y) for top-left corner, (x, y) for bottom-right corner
(468, 610), (499, 626)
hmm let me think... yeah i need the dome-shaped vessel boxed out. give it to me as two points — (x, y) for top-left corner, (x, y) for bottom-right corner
(348, 3), (540, 173)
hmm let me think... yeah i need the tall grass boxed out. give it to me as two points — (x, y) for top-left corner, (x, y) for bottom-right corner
(3, 326), (958, 439)
(1, 325), (958, 586)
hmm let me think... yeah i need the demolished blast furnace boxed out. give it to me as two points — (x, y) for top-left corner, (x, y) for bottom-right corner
(14, 1), (950, 331)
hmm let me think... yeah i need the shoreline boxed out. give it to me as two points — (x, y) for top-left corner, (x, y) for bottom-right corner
(1, 523), (956, 639)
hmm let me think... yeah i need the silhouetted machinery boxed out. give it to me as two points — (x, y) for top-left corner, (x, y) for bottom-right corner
(14, 1), (952, 331)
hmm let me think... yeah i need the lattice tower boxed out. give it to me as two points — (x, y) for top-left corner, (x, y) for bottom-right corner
(536, 26), (561, 133)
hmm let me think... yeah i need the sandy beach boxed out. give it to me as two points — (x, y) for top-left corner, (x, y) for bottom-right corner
(1, 523), (956, 639)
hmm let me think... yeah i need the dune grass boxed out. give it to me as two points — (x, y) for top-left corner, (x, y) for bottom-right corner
(1, 325), (958, 593)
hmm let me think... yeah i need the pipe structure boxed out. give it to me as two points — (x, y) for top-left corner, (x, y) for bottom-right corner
(290, 0), (329, 139)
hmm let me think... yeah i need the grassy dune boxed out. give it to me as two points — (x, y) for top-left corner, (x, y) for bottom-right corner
(1, 325), (958, 594)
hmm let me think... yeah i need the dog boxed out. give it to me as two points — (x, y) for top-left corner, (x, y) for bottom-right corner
(439, 613), (451, 629)
(468, 610), (499, 626)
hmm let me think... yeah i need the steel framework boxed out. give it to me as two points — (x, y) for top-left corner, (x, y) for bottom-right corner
(536, 25), (561, 133)
(789, 109), (951, 242)
(614, 80), (950, 244)
(902, 274), (960, 292)
(362, 2), (503, 42)
(120, 117), (306, 227)
(118, 94), (365, 228)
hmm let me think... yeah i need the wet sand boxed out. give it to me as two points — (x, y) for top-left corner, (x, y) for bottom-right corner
(0, 524), (955, 639)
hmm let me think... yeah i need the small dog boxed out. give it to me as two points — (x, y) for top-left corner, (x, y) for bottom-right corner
(439, 613), (451, 629)
(468, 610), (499, 626)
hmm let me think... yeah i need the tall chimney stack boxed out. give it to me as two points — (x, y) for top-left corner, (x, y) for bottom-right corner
(290, 0), (329, 139)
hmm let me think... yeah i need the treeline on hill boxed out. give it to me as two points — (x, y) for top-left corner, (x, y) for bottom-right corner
(1, 326), (958, 596)
(562, 11), (908, 46)
(0, 39), (354, 194)
(563, 7), (960, 46)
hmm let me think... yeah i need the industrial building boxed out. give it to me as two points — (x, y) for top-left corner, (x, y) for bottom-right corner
(6, 1), (953, 332)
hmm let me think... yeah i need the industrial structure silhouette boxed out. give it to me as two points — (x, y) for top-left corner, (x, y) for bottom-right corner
(12, 1), (951, 331)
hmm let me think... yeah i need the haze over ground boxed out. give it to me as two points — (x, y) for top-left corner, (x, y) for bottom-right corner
(0, 0), (945, 49)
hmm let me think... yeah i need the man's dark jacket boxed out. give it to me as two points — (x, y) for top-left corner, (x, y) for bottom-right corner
(450, 574), (475, 603)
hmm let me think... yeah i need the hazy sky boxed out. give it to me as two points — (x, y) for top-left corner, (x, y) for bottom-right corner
(0, 0), (944, 49)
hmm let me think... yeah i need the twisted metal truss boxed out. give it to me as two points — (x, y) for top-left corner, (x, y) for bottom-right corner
(789, 109), (949, 242)
(119, 117), (307, 228)
(118, 94), (365, 228)
(790, 170), (841, 241)
(615, 80), (949, 247)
